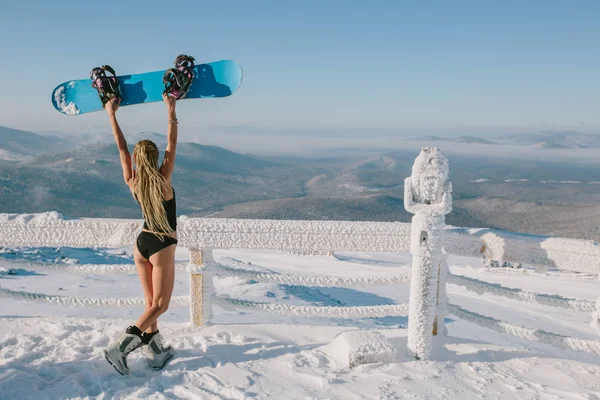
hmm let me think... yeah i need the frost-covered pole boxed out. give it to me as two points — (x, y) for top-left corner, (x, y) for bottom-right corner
(187, 248), (216, 327)
(405, 147), (452, 360)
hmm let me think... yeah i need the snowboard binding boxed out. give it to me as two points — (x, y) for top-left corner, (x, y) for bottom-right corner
(163, 55), (195, 99)
(90, 65), (121, 107)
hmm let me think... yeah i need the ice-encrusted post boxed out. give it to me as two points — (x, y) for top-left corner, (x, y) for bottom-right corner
(187, 248), (216, 327)
(405, 147), (452, 360)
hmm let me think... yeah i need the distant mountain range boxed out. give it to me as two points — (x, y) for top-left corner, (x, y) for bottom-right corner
(411, 135), (498, 145)
(2, 125), (600, 240)
(0, 126), (72, 160)
(409, 131), (600, 149)
(0, 129), (308, 217)
(494, 131), (600, 149)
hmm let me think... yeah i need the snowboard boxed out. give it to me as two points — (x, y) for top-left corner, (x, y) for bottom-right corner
(52, 60), (242, 115)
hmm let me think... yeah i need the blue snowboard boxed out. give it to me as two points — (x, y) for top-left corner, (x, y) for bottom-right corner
(52, 60), (242, 115)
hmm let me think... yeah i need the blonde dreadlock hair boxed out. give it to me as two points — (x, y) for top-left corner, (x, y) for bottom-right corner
(132, 140), (172, 237)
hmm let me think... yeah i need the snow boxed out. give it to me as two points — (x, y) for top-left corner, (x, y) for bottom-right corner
(594, 297), (600, 335)
(3, 213), (598, 274)
(1, 195), (600, 398)
(1, 247), (600, 399)
(53, 85), (80, 116)
(320, 330), (397, 368)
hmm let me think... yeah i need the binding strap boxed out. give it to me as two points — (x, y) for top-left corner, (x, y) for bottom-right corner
(163, 54), (195, 99)
(90, 65), (121, 107)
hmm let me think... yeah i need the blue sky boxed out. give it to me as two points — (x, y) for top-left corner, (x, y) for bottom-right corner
(1, 0), (599, 149)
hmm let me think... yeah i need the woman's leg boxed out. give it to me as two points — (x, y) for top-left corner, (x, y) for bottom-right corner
(134, 246), (158, 333)
(135, 244), (176, 332)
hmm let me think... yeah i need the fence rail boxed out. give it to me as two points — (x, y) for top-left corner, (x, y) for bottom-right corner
(448, 303), (600, 356)
(1, 213), (598, 273)
(448, 273), (596, 313)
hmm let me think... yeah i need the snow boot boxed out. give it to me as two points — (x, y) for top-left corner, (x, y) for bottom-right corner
(102, 325), (143, 375)
(141, 330), (175, 370)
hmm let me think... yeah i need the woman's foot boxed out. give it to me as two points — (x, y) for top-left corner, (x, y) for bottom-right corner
(141, 330), (175, 370)
(103, 325), (143, 375)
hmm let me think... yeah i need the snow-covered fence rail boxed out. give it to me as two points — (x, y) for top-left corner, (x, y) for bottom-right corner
(448, 273), (596, 313)
(0, 286), (189, 308)
(448, 303), (600, 356)
(0, 213), (412, 252)
(219, 298), (411, 318)
(1, 214), (598, 274)
(215, 262), (412, 287)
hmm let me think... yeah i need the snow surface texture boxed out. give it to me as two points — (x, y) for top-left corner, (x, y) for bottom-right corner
(53, 84), (80, 115)
(2, 318), (598, 400)
(321, 330), (397, 368)
(1, 212), (598, 274)
(405, 147), (453, 360)
(3, 249), (600, 399)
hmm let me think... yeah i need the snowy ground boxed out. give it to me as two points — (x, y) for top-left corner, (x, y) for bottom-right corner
(1, 247), (599, 399)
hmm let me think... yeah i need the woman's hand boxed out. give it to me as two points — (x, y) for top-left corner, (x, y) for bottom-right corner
(163, 93), (176, 112)
(106, 98), (120, 117)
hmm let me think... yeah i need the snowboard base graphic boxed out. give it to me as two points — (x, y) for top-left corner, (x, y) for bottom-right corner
(52, 60), (242, 115)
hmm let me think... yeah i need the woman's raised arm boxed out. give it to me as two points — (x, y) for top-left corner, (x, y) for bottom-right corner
(160, 94), (178, 181)
(106, 98), (133, 184)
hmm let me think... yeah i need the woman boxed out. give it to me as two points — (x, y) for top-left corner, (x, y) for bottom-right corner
(102, 94), (179, 375)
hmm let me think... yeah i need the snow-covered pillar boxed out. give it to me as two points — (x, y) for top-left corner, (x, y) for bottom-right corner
(405, 147), (452, 360)
(187, 248), (216, 327)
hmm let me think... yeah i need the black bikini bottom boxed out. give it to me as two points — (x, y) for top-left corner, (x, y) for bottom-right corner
(136, 231), (178, 259)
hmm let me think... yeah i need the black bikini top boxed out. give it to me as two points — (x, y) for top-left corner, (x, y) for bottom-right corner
(135, 188), (177, 233)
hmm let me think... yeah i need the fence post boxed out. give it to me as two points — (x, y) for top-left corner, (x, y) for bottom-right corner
(405, 147), (452, 360)
(187, 248), (216, 327)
